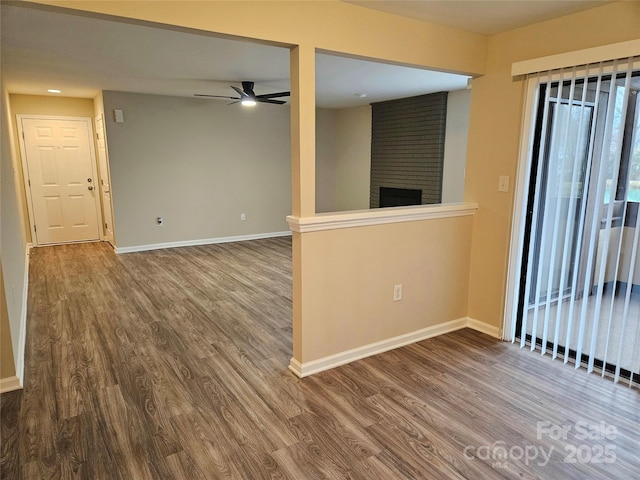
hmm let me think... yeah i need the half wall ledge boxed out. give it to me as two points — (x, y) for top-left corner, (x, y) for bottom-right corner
(286, 202), (478, 233)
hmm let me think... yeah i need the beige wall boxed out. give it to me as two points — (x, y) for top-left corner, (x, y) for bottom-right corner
(102, 91), (291, 248)
(442, 89), (470, 204)
(335, 105), (372, 211)
(315, 108), (338, 213)
(10, 94), (94, 117)
(465, 1), (640, 329)
(0, 264), (16, 379)
(316, 105), (372, 213)
(299, 216), (473, 361)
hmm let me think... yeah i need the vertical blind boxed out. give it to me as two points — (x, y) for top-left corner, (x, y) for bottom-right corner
(518, 56), (640, 385)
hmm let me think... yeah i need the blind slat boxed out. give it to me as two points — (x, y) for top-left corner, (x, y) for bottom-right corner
(518, 57), (640, 384)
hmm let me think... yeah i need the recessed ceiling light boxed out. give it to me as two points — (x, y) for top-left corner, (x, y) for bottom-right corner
(47, 89), (61, 94)
(354, 93), (367, 98)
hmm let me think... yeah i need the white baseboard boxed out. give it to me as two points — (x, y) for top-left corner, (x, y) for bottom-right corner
(466, 317), (503, 339)
(115, 231), (292, 254)
(0, 376), (22, 394)
(289, 317), (468, 378)
(289, 316), (502, 378)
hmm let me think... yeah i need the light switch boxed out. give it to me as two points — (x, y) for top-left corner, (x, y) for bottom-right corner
(498, 175), (510, 192)
(113, 109), (124, 123)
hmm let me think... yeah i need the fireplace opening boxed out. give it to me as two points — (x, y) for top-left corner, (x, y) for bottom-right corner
(379, 187), (422, 208)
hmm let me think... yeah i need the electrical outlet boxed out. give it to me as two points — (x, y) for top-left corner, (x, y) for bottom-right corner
(156, 216), (163, 226)
(240, 213), (246, 221)
(393, 284), (403, 302)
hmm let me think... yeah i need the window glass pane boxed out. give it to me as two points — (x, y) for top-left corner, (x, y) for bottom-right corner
(548, 103), (591, 199)
(603, 84), (626, 204)
(626, 92), (640, 201)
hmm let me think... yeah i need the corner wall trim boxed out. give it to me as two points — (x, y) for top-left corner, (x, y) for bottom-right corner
(287, 202), (478, 233)
(289, 316), (500, 378)
(0, 376), (22, 394)
(15, 242), (32, 387)
(115, 231), (292, 254)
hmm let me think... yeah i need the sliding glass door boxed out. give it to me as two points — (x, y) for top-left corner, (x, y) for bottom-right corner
(517, 59), (640, 384)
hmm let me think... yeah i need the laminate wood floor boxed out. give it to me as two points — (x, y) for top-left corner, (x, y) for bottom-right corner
(2, 237), (639, 479)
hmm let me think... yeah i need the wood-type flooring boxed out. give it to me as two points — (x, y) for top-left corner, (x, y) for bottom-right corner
(1, 237), (639, 479)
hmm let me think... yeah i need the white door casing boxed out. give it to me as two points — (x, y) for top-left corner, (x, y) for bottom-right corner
(18, 115), (101, 245)
(95, 114), (115, 245)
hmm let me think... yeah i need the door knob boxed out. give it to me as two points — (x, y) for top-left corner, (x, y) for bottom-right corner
(88, 186), (94, 191)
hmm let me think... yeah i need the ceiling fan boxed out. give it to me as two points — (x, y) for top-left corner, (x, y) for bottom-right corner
(195, 81), (290, 106)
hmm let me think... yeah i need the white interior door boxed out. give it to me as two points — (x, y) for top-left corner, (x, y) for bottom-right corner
(19, 116), (101, 245)
(95, 114), (115, 245)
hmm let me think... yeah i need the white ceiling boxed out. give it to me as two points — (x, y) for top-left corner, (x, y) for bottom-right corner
(1, 1), (613, 108)
(315, 54), (469, 108)
(0, 4), (294, 102)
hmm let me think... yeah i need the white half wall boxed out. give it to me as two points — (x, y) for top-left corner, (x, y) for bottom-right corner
(102, 91), (292, 249)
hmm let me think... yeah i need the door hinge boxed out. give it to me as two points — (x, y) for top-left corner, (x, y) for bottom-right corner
(28, 179), (31, 187)
(105, 223), (108, 229)
(34, 224), (37, 232)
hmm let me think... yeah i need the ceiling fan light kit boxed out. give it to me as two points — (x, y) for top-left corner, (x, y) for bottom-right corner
(195, 81), (290, 106)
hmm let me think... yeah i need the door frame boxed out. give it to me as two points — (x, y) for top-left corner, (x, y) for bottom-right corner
(17, 114), (103, 246)
(503, 59), (640, 342)
(503, 77), (541, 342)
(95, 113), (116, 246)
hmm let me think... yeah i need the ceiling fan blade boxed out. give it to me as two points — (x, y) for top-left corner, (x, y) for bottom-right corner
(195, 94), (240, 100)
(257, 98), (286, 105)
(231, 85), (248, 98)
(197, 83), (286, 105)
(256, 91), (290, 99)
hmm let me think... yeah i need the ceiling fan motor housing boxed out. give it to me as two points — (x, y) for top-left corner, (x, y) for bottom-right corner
(242, 81), (256, 95)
